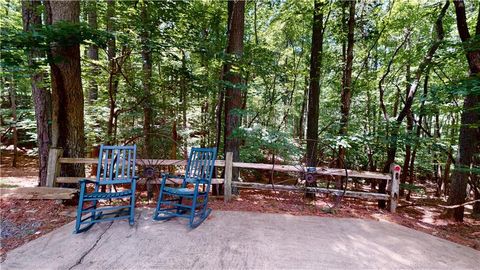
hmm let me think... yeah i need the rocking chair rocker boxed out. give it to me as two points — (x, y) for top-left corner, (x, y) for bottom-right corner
(153, 147), (217, 228)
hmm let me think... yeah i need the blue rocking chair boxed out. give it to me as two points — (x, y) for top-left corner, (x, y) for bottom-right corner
(153, 147), (217, 228)
(75, 145), (138, 233)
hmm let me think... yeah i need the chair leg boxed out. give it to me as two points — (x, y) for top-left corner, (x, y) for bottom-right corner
(75, 194), (84, 233)
(153, 188), (175, 221)
(176, 197), (185, 214)
(189, 194), (211, 229)
(91, 200), (98, 221)
(129, 195), (136, 226)
(189, 190), (199, 227)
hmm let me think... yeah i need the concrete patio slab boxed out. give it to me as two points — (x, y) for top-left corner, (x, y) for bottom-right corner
(2, 209), (479, 269)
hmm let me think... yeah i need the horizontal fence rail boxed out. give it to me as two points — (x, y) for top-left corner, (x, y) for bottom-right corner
(48, 151), (400, 212)
(57, 158), (391, 180)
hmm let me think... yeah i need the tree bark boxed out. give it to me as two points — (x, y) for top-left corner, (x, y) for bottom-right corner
(223, 0), (245, 183)
(400, 63), (413, 197)
(337, 0), (356, 189)
(9, 78), (18, 168)
(87, 1), (98, 104)
(22, 0), (52, 186)
(298, 76), (308, 139)
(447, 0), (480, 221)
(45, 0), (85, 178)
(106, 0), (118, 144)
(305, 0), (327, 199)
(434, 112), (442, 197)
(141, 1), (153, 158)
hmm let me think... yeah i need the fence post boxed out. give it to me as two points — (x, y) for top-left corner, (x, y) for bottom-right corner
(389, 163), (401, 213)
(224, 152), (233, 202)
(46, 148), (63, 187)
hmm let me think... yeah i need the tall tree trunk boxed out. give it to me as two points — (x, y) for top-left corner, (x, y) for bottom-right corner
(45, 0), (85, 178)
(337, 0), (356, 189)
(9, 78), (18, 168)
(141, 1), (153, 157)
(407, 69), (430, 201)
(379, 1), (449, 208)
(106, 0), (118, 144)
(87, 1), (98, 104)
(180, 51), (188, 158)
(298, 76), (308, 139)
(447, 0), (480, 221)
(305, 0), (326, 199)
(401, 63), (413, 197)
(215, 69), (224, 151)
(223, 0), (245, 183)
(22, 0), (51, 186)
(434, 112), (442, 197)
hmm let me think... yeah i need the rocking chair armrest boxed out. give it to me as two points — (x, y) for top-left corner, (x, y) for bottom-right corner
(97, 179), (136, 185)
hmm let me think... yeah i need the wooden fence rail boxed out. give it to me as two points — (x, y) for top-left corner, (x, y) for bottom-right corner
(47, 150), (400, 212)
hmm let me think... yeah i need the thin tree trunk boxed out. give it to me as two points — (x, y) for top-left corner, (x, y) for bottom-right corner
(87, 1), (98, 103)
(337, 0), (356, 189)
(401, 63), (413, 197)
(443, 117), (455, 197)
(407, 68), (430, 201)
(22, 0), (51, 186)
(180, 51), (188, 158)
(434, 112), (442, 197)
(298, 76), (308, 139)
(106, 0), (118, 144)
(215, 69), (224, 150)
(141, 2), (153, 158)
(9, 78), (18, 168)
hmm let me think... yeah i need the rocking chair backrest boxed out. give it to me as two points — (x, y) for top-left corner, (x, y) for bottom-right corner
(96, 145), (137, 182)
(185, 148), (217, 182)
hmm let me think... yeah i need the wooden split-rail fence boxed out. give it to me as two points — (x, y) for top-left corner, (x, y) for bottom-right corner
(46, 149), (401, 212)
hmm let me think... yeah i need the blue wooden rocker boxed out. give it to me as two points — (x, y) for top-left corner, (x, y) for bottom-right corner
(153, 147), (217, 228)
(75, 145), (138, 233)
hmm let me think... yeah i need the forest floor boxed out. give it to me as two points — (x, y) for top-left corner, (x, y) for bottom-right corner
(1, 149), (479, 261)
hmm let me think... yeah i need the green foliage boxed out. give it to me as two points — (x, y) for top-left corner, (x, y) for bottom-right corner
(1, 0), (478, 195)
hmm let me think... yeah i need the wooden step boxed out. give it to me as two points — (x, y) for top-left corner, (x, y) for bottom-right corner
(0, 187), (78, 200)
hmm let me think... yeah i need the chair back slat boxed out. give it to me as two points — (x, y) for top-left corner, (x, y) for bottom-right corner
(96, 145), (137, 182)
(185, 148), (217, 182)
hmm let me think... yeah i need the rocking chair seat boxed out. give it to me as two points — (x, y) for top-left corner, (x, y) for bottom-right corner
(163, 186), (208, 195)
(84, 190), (132, 199)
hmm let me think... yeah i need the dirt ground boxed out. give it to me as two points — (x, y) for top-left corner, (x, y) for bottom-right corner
(1, 149), (479, 260)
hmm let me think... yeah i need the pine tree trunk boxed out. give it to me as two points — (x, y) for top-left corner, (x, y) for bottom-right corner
(223, 0), (245, 183)
(45, 0), (85, 178)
